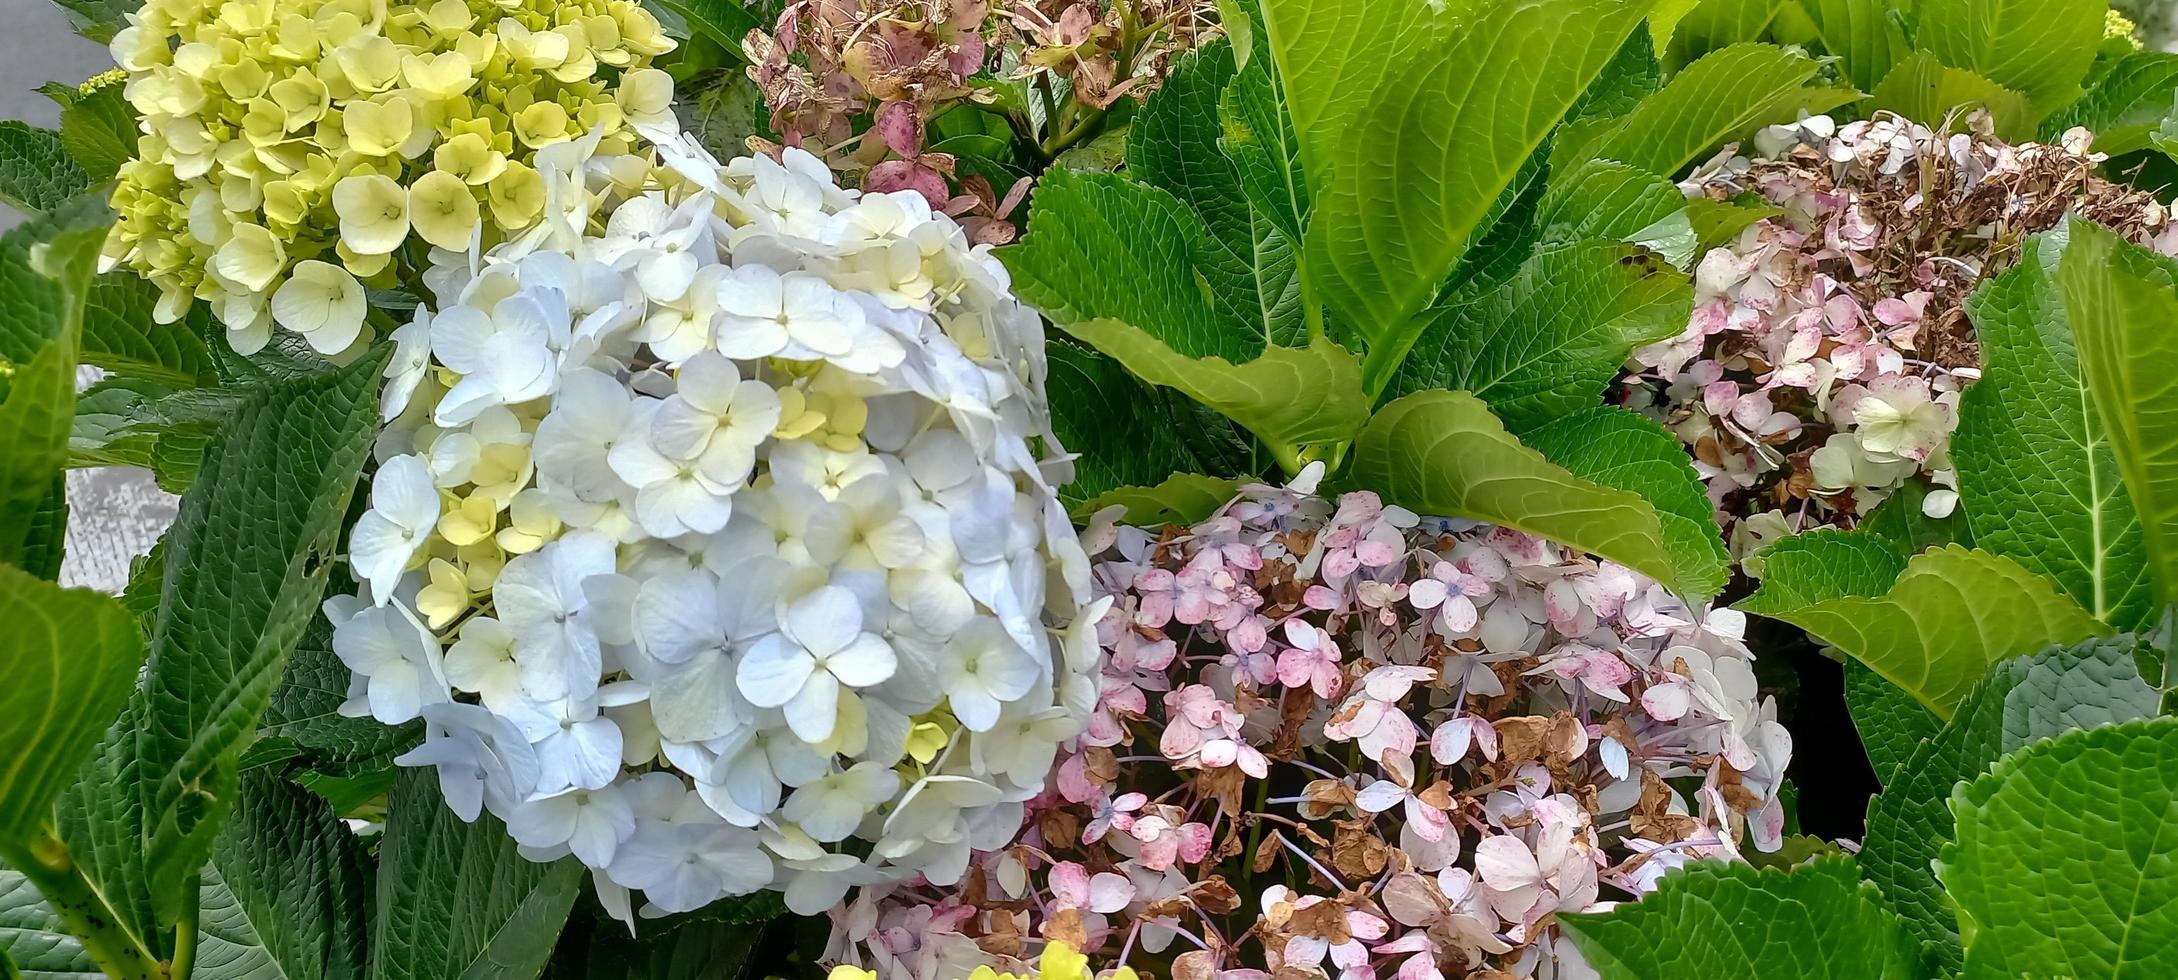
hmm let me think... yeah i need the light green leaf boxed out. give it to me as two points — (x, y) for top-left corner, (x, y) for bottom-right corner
(0, 567), (146, 848)
(1737, 545), (2109, 718)
(1844, 661), (1940, 785)
(1381, 243), (1689, 421)
(1558, 856), (1922, 978)
(1796, 0), (1911, 92)
(1075, 473), (1246, 528)
(0, 197), (108, 570)
(0, 870), (98, 979)
(1863, 636), (2159, 972)
(1941, 718), (2178, 979)
(56, 85), (134, 184)
(0, 124), (88, 217)
(1912, 0), (2105, 111)
(2040, 52), (2178, 155)
(1217, 32), (1309, 245)
(1524, 408), (1730, 601)
(1063, 321), (1368, 450)
(1954, 231), (2154, 630)
(1263, 0), (1652, 346)
(1534, 160), (1692, 256)
(1684, 195), (1783, 252)
(1663, 0), (1784, 71)
(1562, 43), (1858, 179)
(196, 773), (371, 980)
(2058, 216), (2178, 606)
(1743, 528), (1906, 603)
(137, 349), (388, 918)
(1352, 390), (1699, 598)
(371, 771), (582, 980)
(1869, 52), (2034, 139)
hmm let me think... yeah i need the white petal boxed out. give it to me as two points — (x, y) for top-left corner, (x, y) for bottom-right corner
(737, 635), (815, 708)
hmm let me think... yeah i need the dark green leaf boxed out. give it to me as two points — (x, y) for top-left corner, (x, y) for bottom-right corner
(1743, 527), (1906, 605)
(1844, 660), (1940, 784)
(2040, 51), (2178, 155)
(1525, 407), (1730, 601)
(1858, 479), (1974, 557)
(196, 773), (371, 980)
(246, 582), (423, 778)
(0, 124), (89, 217)
(545, 906), (762, 980)
(646, 0), (759, 58)
(1684, 195), (1783, 253)
(81, 273), (218, 388)
(1534, 161), (1693, 262)
(53, 696), (163, 961)
(0, 869), (98, 978)
(56, 84), (134, 183)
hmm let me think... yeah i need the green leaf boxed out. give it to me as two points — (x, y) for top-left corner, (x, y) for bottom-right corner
(1061, 323), (1368, 451)
(1737, 544), (2110, 718)
(1663, 0), (1785, 71)
(16, 479), (66, 583)
(1743, 527), (1907, 603)
(1912, 0), (2105, 111)
(1044, 343), (1217, 506)
(1352, 390), (1700, 598)
(245, 594), (423, 778)
(1796, 0), (1912, 92)
(49, 0), (133, 43)
(56, 85), (134, 184)
(81, 274), (217, 388)
(52, 697), (163, 962)
(1954, 231), (2154, 630)
(1383, 243), (1688, 420)
(1075, 473), (1245, 527)
(136, 349), (388, 918)
(1218, 29), (1309, 245)
(0, 566), (146, 846)
(371, 771), (583, 980)
(1862, 636), (2159, 971)
(0, 197), (108, 570)
(1869, 52), (2034, 140)
(0, 124), (89, 217)
(1941, 717), (2178, 979)
(1561, 43), (1858, 179)
(1858, 479), (1974, 557)
(1684, 195), (1782, 253)
(1570, 25), (1664, 125)
(0, 870), (98, 979)
(1558, 855), (1923, 978)
(1262, 0), (1652, 347)
(1534, 161), (1693, 260)
(196, 773), (371, 980)
(1844, 660), (1941, 784)
(645, 0), (759, 58)
(2058, 216), (2178, 606)
(544, 908), (762, 980)
(2040, 52), (2178, 156)
(1524, 407), (1730, 601)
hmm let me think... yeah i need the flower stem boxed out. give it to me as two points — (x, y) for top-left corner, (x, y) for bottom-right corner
(170, 870), (200, 980)
(2, 830), (167, 980)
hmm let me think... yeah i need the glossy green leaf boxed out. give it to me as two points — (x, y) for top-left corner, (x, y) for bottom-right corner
(1912, 0), (2105, 111)
(56, 84), (134, 183)
(1382, 243), (1689, 421)
(2040, 52), (2178, 155)
(1743, 527), (1907, 603)
(371, 771), (583, 980)
(1352, 390), (1698, 597)
(1941, 718), (2178, 979)
(1524, 408), (1729, 601)
(1061, 322), (1368, 450)
(137, 349), (388, 917)
(1738, 544), (2109, 718)
(1796, 0), (1912, 91)
(1534, 161), (1692, 258)
(1954, 231), (2154, 630)
(1559, 856), (1922, 978)
(2058, 217), (2178, 605)
(0, 197), (107, 569)
(1663, 0), (1784, 70)
(1562, 43), (1858, 179)
(196, 773), (371, 980)
(0, 124), (88, 217)
(0, 567), (146, 846)
(1862, 636), (2159, 971)
(1869, 52), (2034, 139)
(1262, 0), (1652, 346)
(1075, 473), (1246, 528)
(1844, 661), (1940, 785)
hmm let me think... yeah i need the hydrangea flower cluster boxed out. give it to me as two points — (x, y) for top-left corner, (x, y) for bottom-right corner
(827, 479), (1788, 979)
(323, 128), (1100, 922)
(103, 0), (677, 354)
(1628, 112), (2176, 560)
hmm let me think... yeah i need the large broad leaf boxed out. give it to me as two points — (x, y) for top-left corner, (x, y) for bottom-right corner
(2040, 52), (2178, 156)
(1911, 0), (2105, 111)
(1129, 42), (1303, 347)
(0, 566), (145, 849)
(0, 124), (89, 217)
(80, 275), (217, 389)
(1662, 0), (1785, 70)
(0, 869), (98, 979)
(1262, 0), (1652, 347)
(1380, 242), (1690, 420)
(1743, 527), (1906, 603)
(1844, 661), (1940, 785)
(55, 85), (134, 184)
(1737, 545), (2108, 718)
(1862, 637), (2160, 971)
(0, 197), (107, 570)
(1532, 161), (1696, 263)
(1044, 344), (1225, 506)
(1941, 718), (2178, 979)
(52, 696), (163, 963)
(1797, 0), (1912, 92)
(1351, 391), (1701, 598)
(1218, 11), (1309, 246)
(1858, 478), (1974, 556)
(1522, 408), (1730, 601)
(1001, 168), (1369, 452)
(1869, 52), (2033, 140)
(196, 773), (371, 980)
(137, 350), (387, 917)
(2058, 217), (2178, 605)
(1558, 856), (1922, 978)
(1954, 232), (2155, 630)
(371, 771), (582, 980)
(1558, 43), (1857, 179)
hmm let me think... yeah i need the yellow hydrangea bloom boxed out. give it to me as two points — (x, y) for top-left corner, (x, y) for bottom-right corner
(102, 0), (677, 354)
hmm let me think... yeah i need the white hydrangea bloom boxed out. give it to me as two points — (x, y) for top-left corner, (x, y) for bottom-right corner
(329, 134), (1090, 921)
